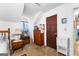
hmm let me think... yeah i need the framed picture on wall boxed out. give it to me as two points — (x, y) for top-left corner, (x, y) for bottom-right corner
(39, 24), (45, 33)
(39, 24), (45, 30)
(62, 18), (67, 24)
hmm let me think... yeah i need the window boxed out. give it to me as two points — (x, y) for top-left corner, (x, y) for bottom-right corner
(20, 21), (28, 33)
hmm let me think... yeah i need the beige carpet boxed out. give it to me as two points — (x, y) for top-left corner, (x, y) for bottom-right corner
(12, 43), (64, 56)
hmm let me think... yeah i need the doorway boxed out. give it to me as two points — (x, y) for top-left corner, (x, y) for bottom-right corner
(46, 15), (57, 49)
(73, 8), (79, 56)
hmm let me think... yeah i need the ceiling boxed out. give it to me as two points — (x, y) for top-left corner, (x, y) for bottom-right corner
(0, 3), (24, 21)
(23, 3), (63, 18)
(0, 3), (63, 21)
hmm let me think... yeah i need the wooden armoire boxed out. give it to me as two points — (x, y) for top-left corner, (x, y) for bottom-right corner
(34, 26), (44, 46)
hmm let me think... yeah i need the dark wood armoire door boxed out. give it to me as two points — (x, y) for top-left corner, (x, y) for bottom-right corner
(46, 15), (57, 49)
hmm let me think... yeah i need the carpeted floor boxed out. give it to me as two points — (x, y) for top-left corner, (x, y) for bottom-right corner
(12, 43), (64, 56)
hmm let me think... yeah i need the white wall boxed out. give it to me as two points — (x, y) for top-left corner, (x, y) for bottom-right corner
(28, 19), (34, 42)
(35, 3), (79, 56)
(0, 21), (20, 29)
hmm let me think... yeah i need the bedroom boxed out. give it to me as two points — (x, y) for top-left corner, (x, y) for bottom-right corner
(0, 3), (30, 56)
(0, 3), (64, 56)
(0, 3), (79, 56)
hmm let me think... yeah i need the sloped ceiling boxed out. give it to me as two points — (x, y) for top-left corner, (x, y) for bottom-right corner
(23, 3), (63, 18)
(0, 3), (24, 21)
(0, 3), (63, 22)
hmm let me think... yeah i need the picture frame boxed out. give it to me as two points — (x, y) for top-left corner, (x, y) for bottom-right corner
(62, 18), (67, 24)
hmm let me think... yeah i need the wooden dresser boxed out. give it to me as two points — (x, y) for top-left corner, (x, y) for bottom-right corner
(34, 29), (44, 46)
